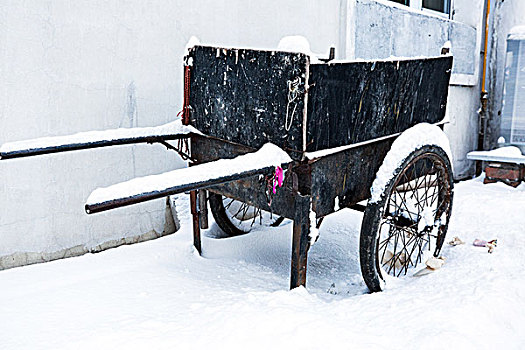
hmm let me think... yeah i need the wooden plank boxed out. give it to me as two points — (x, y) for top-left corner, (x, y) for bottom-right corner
(188, 45), (309, 160)
(306, 56), (452, 152)
(309, 138), (395, 217)
(190, 190), (202, 254)
(191, 135), (300, 220)
(85, 142), (291, 214)
(290, 194), (311, 289)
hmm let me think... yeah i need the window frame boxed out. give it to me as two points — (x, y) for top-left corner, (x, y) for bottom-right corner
(388, 0), (453, 19)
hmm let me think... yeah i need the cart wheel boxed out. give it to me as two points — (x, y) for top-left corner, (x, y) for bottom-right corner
(360, 145), (454, 292)
(209, 193), (285, 237)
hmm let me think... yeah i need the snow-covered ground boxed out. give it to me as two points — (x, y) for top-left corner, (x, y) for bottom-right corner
(1, 176), (525, 349)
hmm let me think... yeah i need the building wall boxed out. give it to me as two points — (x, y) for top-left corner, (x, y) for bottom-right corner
(0, 0), (343, 269)
(345, 0), (483, 178)
(0, 0), (486, 268)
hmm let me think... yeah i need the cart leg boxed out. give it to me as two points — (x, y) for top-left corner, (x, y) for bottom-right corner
(290, 194), (311, 290)
(190, 190), (202, 254)
(198, 189), (209, 229)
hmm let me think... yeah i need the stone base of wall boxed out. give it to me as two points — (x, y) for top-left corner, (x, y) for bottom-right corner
(0, 197), (179, 271)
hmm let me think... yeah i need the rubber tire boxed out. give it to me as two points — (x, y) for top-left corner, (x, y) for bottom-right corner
(209, 193), (284, 237)
(359, 145), (454, 292)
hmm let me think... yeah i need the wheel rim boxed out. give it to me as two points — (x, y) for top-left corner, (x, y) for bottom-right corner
(209, 192), (285, 237)
(222, 197), (281, 228)
(376, 151), (453, 279)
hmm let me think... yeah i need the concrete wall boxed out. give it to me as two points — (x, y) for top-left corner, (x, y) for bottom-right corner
(487, 0), (525, 150)
(351, 0), (477, 75)
(345, 0), (483, 178)
(0, 0), (486, 268)
(446, 0), (486, 177)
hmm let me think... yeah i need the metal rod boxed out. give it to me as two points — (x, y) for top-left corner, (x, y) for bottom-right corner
(481, 0), (491, 94)
(158, 139), (196, 162)
(395, 176), (438, 192)
(85, 165), (280, 214)
(349, 203), (367, 212)
(0, 134), (191, 160)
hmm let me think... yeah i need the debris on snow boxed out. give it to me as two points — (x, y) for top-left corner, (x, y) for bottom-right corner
(474, 239), (498, 253)
(487, 239), (498, 247)
(413, 256), (446, 276)
(473, 239), (488, 247)
(426, 256), (446, 270)
(448, 236), (465, 246)
(473, 238), (498, 253)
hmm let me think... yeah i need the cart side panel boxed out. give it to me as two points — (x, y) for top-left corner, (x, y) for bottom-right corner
(310, 138), (395, 217)
(189, 46), (309, 160)
(191, 135), (300, 219)
(306, 56), (452, 152)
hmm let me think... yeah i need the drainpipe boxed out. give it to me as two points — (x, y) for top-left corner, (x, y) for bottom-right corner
(476, 0), (491, 176)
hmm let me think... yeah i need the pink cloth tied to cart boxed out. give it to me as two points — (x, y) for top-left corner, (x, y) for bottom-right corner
(273, 166), (284, 194)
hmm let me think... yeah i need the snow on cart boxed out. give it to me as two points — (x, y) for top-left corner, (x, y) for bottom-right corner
(0, 44), (454, 292)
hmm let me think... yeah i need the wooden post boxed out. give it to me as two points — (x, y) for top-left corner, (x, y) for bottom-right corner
(198, 189), (209, 229)
(190, 190), (202, 254)
(290, 194), (311, 289)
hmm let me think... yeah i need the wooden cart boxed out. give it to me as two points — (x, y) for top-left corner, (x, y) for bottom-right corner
(1, 45), (454, 292)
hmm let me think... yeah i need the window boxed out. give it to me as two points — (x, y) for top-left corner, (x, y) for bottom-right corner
(422, 0), (450, 14)
(390, 0), (409, 5)
(500, 33), (525, 147)
(388, 0), (451, 16)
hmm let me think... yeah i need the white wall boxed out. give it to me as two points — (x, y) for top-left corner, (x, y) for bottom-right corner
(0, 0), (486, 268)
(0, 0), (343, 268)
(447, 0), (486, 178)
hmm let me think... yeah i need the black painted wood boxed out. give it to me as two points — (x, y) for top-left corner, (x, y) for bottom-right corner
(188, 46), (309, 160)
(310, 138), (395, 218)
(191, 135), (302, 220)
(85, 162), (280, 214)
(306, 56), (452, 152)
(290, 193), (311, 289)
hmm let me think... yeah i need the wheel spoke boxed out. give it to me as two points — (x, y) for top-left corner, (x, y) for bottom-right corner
(211, 193), (286, 237)
(230, 202), (246, 220)
(224, 198), (235, 210)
